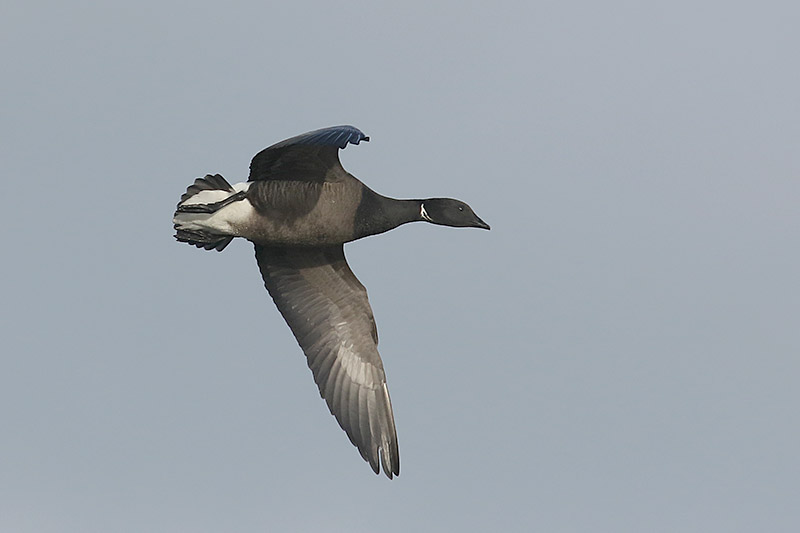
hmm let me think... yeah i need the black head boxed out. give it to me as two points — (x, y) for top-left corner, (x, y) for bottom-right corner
(420, 198), (490, 230)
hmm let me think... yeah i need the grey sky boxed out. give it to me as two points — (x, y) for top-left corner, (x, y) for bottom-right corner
(2, 1), (798, 531)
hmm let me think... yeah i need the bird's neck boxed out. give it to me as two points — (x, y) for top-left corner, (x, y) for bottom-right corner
(354, 188), (423, 239)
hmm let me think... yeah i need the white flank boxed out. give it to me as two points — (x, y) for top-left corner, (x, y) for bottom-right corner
(174, 181), (254, 237)
(180, 189), (228, 206)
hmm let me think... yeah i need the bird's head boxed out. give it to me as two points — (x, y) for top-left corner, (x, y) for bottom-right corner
(419, 198), (490, 230)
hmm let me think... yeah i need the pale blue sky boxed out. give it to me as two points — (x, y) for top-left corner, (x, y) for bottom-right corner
(2, 1), (799, 531)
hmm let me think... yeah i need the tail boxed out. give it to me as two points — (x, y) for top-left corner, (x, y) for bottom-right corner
(173, 174), (249, 252)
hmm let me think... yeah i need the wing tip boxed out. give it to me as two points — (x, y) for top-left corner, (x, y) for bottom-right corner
(380, 447), (400, 479)
(270, 125), (369, 150)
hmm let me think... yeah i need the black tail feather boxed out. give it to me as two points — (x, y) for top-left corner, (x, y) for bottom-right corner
(179, 174), (234, 203)
(174, 228), (234, 252)
(174, 173), (238, 252)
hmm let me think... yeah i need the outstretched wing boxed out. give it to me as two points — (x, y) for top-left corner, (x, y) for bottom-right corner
(249, 125), (369, 183)
(254, 244), (400, 478)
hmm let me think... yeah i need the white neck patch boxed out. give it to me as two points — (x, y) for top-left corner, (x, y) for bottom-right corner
(420, 203), (433, 222)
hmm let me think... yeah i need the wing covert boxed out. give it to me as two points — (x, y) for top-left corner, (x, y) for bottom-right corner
(248, 125), (369, 182)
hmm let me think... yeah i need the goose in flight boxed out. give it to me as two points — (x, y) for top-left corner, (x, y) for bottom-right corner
(173, 125), (489, 478)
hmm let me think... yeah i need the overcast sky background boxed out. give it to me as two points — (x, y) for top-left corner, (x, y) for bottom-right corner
(2, 1), (798, 531)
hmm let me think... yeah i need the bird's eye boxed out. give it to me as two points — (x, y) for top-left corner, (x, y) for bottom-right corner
(458, 206), (464, 212)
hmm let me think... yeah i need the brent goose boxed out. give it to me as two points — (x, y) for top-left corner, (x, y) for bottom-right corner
(173, 125), (489, 478)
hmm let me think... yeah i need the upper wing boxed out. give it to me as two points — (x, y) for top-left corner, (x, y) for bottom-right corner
(254, 244), (400, 478)
(248, 125), (369, 183)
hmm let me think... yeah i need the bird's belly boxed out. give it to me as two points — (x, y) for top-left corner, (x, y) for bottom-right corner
(235, 211), (354, 246)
